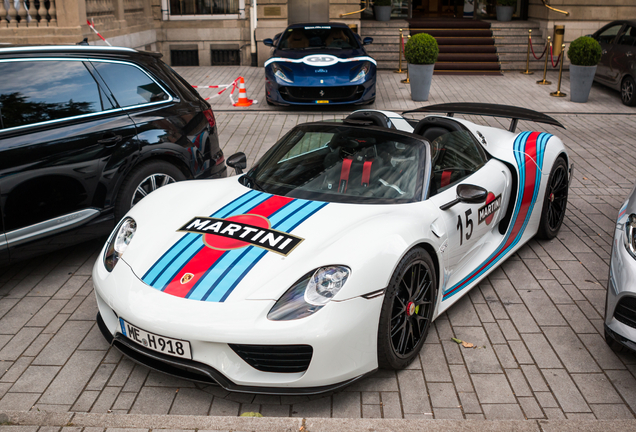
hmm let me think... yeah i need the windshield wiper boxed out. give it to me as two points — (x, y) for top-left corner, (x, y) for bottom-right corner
(244, 174), (266, 192)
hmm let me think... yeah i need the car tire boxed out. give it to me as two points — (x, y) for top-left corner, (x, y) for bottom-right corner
(377, 247), (437, 370)
(536, 156), (569, 240)
(115, 160), (186, 221)
(621, 76), (636, 106)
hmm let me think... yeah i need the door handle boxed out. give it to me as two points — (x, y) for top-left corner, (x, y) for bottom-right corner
(98, 134), (123, 146)
(602, 50), (608, 55)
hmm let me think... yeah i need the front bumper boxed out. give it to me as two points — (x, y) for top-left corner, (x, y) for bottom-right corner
(92, 256), (382, 394)
(265, 70), (376, 106)
(604, 222), (636, 352)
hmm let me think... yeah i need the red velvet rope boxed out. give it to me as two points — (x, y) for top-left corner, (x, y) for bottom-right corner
(549, 44), (563, 68)
(529, 36), (547, 60)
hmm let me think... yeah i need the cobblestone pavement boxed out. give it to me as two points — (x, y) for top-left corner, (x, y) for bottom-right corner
(1, 69), (636, 422)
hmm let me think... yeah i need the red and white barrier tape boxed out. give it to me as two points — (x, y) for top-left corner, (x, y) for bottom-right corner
(193, 77), (241, 103)
(87, 19), (111, 46)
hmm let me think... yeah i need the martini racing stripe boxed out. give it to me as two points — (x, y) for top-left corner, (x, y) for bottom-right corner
(181, 197), (301, 300)
(188, 199), (326, 302)
(443, 131), (552, 300)
(200, 200), (327, 302)
(142, 190), (263, 285)
(154, 194), (293, 294)
(142, 190), (270, 287)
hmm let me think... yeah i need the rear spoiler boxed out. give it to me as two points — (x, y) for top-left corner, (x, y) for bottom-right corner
(402, 103), (565, 133)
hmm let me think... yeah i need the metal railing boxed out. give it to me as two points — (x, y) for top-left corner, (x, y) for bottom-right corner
(541, 0), (569, 16)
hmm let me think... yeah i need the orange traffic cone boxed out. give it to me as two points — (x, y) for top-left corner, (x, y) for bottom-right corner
(233, 77), (257, 107)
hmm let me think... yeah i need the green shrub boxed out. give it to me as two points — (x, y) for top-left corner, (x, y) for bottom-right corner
(374, 0), (391, 6)
(567, 36), (602, 66)
(496, 0), (517, 6)
(404, 33), (439, 65)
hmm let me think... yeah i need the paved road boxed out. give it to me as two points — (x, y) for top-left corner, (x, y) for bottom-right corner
(1, 69), (636, 422)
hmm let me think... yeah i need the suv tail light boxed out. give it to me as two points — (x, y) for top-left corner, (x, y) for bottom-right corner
(203, 109), (216, 128)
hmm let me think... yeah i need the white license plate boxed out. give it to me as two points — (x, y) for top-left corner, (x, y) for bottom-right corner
(119, 318), (192, 360)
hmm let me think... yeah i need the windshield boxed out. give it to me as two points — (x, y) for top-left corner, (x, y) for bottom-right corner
(278, 26), (360, 50)
(242, 124), (426, 204)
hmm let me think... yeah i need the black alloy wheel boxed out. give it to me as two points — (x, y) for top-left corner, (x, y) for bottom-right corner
(537, 157), (569, 239)
(621, 76), (636, 106)
(378, 248), (436, 369)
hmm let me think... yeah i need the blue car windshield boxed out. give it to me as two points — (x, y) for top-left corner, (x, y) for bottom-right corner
(241, 124), (426, 204)
(278, 26), (360, 50)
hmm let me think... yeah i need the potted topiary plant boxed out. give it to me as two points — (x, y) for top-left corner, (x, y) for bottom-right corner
(567, 36), (602, 103)
(404, 33), (439, 101)
(496, 0), (516, 22)
(374, 0), (392, 22)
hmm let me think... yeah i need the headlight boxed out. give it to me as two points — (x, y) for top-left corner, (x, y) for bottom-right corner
(267, 266), (350, 321)
(271, 63), (293, 83)
(104, 217), (137, 272)
(350, 61), (371, 82)
(624, 214), (636, 259)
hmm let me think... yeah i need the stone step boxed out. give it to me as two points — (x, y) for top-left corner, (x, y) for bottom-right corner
(364, 35), (401, 44)
(501, 60), (570, 71)
(495, 43), (545, 53)
(360, 28), (406, 36)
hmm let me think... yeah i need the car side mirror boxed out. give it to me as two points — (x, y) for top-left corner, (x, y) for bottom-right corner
(227, 152), (247, 175)
(363, 37), (373, 45)
(440, 184), (488, 211)
(263, 38), (274, 47)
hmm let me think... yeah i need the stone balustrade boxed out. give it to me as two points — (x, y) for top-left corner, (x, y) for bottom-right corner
(0, 0), (57, 27)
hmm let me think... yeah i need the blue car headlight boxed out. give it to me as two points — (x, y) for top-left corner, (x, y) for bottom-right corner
(104, 217), (136, 272)
(267, 266), (350, 321)
(350, 61), (371, 82)
(270, 62), (293, 83)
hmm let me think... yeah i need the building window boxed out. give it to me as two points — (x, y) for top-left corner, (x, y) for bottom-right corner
(162, 0), (245, 19)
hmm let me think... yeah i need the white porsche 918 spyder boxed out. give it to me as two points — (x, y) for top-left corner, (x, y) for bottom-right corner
(93, 103), (572, 395)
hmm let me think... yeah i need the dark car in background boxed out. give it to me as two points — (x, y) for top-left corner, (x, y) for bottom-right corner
(263, 23), (376, 106)
(591, 20), (636, 106)
(0, 45), (226, 265)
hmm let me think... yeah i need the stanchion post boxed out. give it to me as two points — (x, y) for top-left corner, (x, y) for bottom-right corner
(550, 44), (567, 97)
(394, 29), (406, 73)
(401, 35), (410, 84)
(536, 36), (552, 85)
(521, 29), (534, 75)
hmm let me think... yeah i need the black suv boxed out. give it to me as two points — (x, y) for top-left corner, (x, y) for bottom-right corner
(0, 46), (226, 265)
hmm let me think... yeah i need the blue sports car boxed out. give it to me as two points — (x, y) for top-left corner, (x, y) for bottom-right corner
(263, 23), (376, 106)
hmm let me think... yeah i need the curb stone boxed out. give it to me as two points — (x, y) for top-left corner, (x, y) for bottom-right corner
(2, 411), (636, 432)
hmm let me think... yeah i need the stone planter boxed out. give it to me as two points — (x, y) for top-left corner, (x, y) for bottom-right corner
(496, 5), (513, 22)
(408, 63), (435, 101)
(569, 64), (597, 103)
(374, 5), (392, 21)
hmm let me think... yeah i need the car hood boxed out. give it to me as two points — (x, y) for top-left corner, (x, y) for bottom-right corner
(121, 177), (430, 303)
(271, 48), (367, 60)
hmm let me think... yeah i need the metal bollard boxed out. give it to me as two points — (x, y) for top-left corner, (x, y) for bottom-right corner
(536, 36), (552, 85)
(394, 29), (406, 74)
(401, 35), (410, 84)
(550, 44), (567, 97)
(521, 29), (534, 75)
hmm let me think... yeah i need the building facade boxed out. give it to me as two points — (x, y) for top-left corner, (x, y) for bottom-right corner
(0, 0), (633, 67)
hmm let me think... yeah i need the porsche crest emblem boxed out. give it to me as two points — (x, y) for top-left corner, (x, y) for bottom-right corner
(180, 273), (194, 284)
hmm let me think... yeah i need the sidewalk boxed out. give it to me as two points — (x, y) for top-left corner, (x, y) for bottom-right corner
(1, 67), (636, 429)
(176, 66), (634, 114)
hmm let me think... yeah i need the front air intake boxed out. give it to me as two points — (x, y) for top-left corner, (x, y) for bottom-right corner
(615, 296), (636, 329)
(229, 344), (313, 373)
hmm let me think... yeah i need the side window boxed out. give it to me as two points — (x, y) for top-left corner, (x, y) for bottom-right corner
(617, 26), (636, 47)
(92, 61), (169, 107)
(0, 60), (102, 129)
(430, 131), (488, 196)
(596, 24), (623, 44)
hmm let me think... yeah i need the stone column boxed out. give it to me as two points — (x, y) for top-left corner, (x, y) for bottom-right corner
(55, 0), (87, 28)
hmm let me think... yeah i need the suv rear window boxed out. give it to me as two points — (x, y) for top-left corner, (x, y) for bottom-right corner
(0, 60), (102, 129)
(91, 61), (169, 107)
